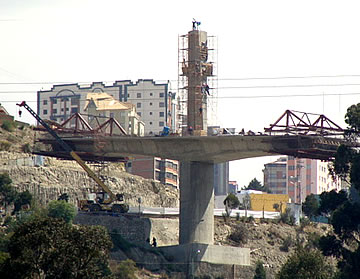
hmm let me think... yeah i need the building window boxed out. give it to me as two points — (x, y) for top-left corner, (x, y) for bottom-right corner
(150, 122), (152, 125)
(128, 94), (130, 98)
(137, 93), (141, 98)
(53, 109), (57, 114)
(53, 99), (57, 104)
(61, 108), (64, 112)
(159, 121), (164, 127)
(71, 107), (78, 114)
(159, 102), (165, 108)
(137, 112), (141, 117)
(71, 98), (79, 105)
(150, 93), (153, 96)
(149, 112), (153, 115)
(137, 103), (141, 108)
(43, 100), (48, 105)
(159, 111), (164, 117)
(43, 109), (48, 115)
(160, 92), (164, 98)
(66, 108), (69, 111)
(150, 102), (153, 106)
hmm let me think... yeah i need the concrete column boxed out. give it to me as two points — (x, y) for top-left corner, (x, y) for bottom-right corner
(179, 161), (214, 245)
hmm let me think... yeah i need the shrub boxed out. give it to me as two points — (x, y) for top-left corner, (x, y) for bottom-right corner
(0, 141), (11, 151)
(276, 246), (335, 279)
(22, 143), (32, 153)
(229, 223), (248, 245)
(47, 200), (76, 224)
(279, 208), (296, 225)
(280, 236), (293, 252)
(1, 121), (15, 132)
(113, 259), (138, 279)
(254, 260), (267, 279)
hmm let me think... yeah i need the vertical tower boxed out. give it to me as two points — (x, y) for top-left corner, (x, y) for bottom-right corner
(178, 21), (216, 135)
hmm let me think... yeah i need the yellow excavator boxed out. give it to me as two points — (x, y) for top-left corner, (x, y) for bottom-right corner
(17, 101), (129, 213)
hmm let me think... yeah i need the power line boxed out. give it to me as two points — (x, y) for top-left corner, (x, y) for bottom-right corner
(3, 82), (360, 95)
(2, 91), (360, 104)
(2, 74), (360, 85)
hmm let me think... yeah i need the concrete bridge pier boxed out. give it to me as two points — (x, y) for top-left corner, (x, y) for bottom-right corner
(159, 161), (250, 267)
(179, 161), (214, 245)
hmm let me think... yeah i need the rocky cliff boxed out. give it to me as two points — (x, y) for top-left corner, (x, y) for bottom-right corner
(0, 126), (179, 208)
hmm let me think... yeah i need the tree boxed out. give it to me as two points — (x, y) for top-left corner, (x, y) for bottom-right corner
(245, 178), (271, 193)
(47, 200), (77, 224)
(253, 260), (266, 279)
(1, 217), (112, 279)
(0, 173), (17, 209)
(318, 190), (347, 215)
(223, 193), (240, 209)
(276, 246), (335, 279)
(345, 103), (360, 131)
(13, 190), (32, 213)
(316, 103), (360, 278)
(302, 194), (319, 219)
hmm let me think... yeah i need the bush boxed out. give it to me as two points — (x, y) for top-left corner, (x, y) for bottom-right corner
(276, 246), (335, 279)
(280, 236), (293, 252)
(113, 259), (138, 279)
(0, 141), (11, 151)
(47, 200), (76, 224)
(254, 260), (267, 279)
(229, 223), (248, 245)
(1, 121), (15, 132)
(279, 208), (296, 226)
(22, 143), (32, 153)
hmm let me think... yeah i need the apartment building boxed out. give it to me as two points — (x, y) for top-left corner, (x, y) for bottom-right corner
(263, 157), (287, 195)
(84, 92), (144, 136)
(264, 156), (342, 203)
(126, 156), (179, 188)
(37, 79), (176, 135)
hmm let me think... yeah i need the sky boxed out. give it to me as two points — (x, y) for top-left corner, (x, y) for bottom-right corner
(1, 0), (360, 188)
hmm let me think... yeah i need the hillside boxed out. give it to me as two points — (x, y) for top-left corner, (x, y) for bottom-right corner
(0, 124), (179, 208)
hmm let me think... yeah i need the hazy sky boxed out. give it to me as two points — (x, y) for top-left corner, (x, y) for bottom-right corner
(1, 0), (360, 187)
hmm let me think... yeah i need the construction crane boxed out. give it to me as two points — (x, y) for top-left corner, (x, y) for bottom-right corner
(17, 101), (129, 213)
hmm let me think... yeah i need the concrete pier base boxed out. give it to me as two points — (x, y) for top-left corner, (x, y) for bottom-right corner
(159, 243), (250, 266)
(179, 161), (214, 245)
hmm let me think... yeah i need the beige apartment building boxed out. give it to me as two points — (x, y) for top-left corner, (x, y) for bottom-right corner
(84, 92), (144, 136)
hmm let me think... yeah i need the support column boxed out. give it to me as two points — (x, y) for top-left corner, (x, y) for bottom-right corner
(179, 161), (214, 244)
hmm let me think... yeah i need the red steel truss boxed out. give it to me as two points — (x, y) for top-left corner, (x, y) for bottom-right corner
(264, 110), (344, 136)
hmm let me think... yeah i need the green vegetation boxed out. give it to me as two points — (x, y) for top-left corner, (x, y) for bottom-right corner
(228, 223), (248, 245)
(47, 199), (77, 224)
(112, 259), (138, 279)
(253, 260), (266, 279)
(302, 193), (319, 218)
(0, 217), (112, 279)
(1, 120), (16, 132)
(21, 143), (32, 153)
(223, 193), (240, 209)
(0, 173), (32, 215)
(245, 178), (271, 193)
(276, 246), (335, 279)
(279, 208), (295, 226)
(0, 141), (11, 151)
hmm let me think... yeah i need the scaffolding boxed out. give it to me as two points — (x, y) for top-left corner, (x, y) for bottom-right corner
(178, 31), (218, 134)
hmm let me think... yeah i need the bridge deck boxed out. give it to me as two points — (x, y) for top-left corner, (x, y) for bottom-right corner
(35, 134), (348, 163)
